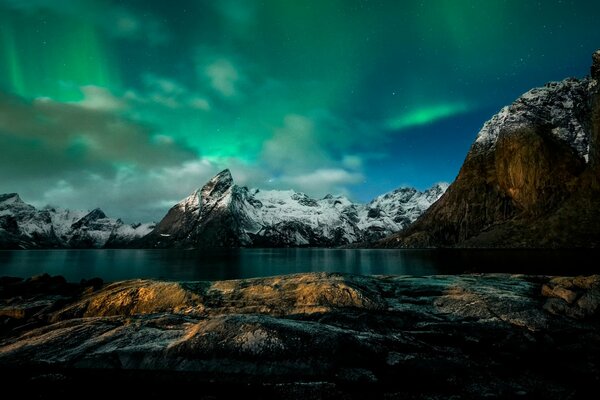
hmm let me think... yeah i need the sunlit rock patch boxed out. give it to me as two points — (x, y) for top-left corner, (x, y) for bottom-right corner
(1, 272), (599, 398)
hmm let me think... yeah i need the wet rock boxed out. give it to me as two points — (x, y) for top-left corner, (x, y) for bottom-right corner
(0, 273), (599, 399)
(52, 280), (202, 320)
(542, 275), (600, 319)
(541, 283), (578, 304)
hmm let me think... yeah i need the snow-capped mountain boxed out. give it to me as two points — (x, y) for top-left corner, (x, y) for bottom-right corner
(378, 50), (600, 248)
(473, 77), (593, 160)
(141, 170), (447, 248)
(0, 193), (154, 249)
(359, 184), (448, 240)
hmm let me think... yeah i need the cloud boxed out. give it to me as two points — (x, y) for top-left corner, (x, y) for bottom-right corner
(0, 88), (221, 222)
(33, 160), (222, 223)
(75, 85), (126, 111)
(214, 0), (257, 25)
(126, 74), (211, 111)
(385, 102), (471, 131)
(261, 113), (382, 173)
(259, 114), (366, 197)
(0, 89), (196, 177)
(342, 155), (363, 170)
(0, 89), (371, 221)
(262, 114), (330, 173)
(142, 74), (185, 96)
(0, 0), (170, 45)
(0, 87), (233, 222)
(189, 97), (211, 111)
(110, 7), (169, 45)
(203, 58), (242, 98)
(277, 168), (364, 197)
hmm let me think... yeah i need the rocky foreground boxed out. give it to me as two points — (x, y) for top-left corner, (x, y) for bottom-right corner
(1, 273), (599, 399)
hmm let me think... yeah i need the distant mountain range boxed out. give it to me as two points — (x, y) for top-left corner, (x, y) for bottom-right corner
(4, 51), (600, 249)
(138, 169), (447, 248)
(0, 177), (446, 249)
(0, 193), (154, 249)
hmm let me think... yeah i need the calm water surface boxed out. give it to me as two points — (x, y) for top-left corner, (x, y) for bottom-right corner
(0, 248), (597, 282)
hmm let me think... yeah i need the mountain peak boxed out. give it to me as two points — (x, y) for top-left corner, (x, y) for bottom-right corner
(211, 169), (233, 184)
(144, 169), (445, 248)
(71, 208), (107, 230)
(379, 50), (600, 249)
(474, 75), (591, 159)
(0, 193), (23, 205)
(429, 182), (450, 192)
(201, 169), (234, 199)
(87, 208), (107, 219)
(0, 199), (150, 249)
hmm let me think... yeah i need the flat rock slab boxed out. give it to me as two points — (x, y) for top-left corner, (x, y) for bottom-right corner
(1, 272), (599, 399)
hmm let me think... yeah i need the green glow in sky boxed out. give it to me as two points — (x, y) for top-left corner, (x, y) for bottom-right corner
(386, 103), (471, 131)
(0, 10), (119, 101)
(1, 0), (600, 221)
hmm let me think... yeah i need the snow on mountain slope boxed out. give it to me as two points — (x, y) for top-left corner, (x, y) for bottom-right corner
(474, 77), (593, 160)
(0, 194), (55, 244)
(48, 208), (89, 241)
(112, 222), (155, 240)
(236, 188), (363, 245)
(377, 50), (600, 249)
(143, 170), (447, 248)
(358, 183), (450, 239)
(0, 194), (153, 249)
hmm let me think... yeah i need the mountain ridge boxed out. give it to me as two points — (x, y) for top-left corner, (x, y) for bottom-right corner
(0, 195), (154, 249)
(139, 170), (447, 248)
(376, 50), (600, 248)
(0, 176), (446, 249)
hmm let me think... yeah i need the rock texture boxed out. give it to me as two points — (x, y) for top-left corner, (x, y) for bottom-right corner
(379, 51), (600, 248)
(0, 193), (154, 249)
(1, 273), (599, 398)
(140, 169), (447, 248)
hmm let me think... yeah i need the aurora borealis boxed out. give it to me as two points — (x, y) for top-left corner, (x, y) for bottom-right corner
(1, 1), (600, 222)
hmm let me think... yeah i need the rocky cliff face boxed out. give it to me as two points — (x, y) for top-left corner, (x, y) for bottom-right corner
(141, 170), (447, 248)
(1, 273), (599, 398)
(0, 194), (153, 249)
(379, 51), (600, 248)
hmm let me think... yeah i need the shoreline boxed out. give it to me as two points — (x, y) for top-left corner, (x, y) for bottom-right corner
(1, 272), (599, 398)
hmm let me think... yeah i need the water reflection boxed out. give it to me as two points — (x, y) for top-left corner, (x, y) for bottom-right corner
(0, 248), (597, 282)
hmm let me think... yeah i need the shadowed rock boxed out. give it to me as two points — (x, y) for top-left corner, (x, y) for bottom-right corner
(1, 272), (599, 398)
(542, 275), (600, 318)
(378, 51), (600, 248)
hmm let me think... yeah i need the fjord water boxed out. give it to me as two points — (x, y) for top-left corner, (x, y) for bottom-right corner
(0, 249), (597, 282)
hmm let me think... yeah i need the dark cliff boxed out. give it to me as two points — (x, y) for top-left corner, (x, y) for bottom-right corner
(379, 51), (600, 248)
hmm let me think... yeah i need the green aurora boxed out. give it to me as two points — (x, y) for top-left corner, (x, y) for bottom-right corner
(1, 0), (599, 221)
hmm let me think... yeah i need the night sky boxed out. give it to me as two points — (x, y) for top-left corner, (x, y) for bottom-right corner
(1, 0), (600, 222)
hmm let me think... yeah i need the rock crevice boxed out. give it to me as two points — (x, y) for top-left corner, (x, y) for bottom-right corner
(1, 273), (599, 398)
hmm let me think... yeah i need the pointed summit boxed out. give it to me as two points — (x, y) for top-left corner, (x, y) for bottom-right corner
(71, 208), (107, 230)
(0, 193), (23, 205)
(141, 162), (446, 248)
(201, 169), (234, 200)
(428, 182), (450, 193)
(208, 169), (233, 186)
